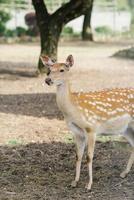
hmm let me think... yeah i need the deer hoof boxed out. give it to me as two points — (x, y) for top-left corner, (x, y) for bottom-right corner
(120, 171), (127, 178)
(71, 180), (78, 187)
(85, 182), (92, 191)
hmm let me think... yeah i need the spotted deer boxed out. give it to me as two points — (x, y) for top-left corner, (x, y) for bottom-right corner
(41, 55), (134, 190)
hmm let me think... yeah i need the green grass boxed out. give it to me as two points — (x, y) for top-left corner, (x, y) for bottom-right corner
(64, 132), (126, 146)
(7, 139), (23, 146)
(63, 132), (73, 144)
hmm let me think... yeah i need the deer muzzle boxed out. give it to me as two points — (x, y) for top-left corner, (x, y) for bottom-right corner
(45, 77), (53, 86)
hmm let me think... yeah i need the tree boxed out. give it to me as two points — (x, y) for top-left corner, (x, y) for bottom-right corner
(128, 0), (134, 25)
(25, 12), (39, 36)
(32, 0), (92, 72)
(0, 11), (10, 36)
(0, 0), (11, 36)
(82, 0), (94, 41)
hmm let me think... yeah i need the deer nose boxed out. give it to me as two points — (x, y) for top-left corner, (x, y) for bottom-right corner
(45, 77), (53, 85)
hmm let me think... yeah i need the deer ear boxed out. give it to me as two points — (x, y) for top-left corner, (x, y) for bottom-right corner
(66, 55), (74, 67)
(40, 55), (54, 67)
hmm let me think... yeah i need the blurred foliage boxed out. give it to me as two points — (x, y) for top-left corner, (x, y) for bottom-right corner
(96, 0), (134, 28)
(61, 26), (79, 37)
(96, 0), (132, 11)
(0, 10), (11, 36)
(0, 1), (10, 36)
(62, 26), (73, 35)
(4, 26), (39, 38)
(13, 0), (26, 4)
(26, 29), (37, 37)
(116, 0), (129, 11)
(61, 26), (81, 39)
(16, 26), (27, 36)
(0, 0), (134, 39)
(95, 26), (112, 35)
(122, 25), (134, 37)
(25, 12), (39, 37)
(5, 29), (16, 37)
(4, 26), (34, 38)
(2, 0), (27, 4)
(0, 0), (9, 3)
(12, 0), (28, 9)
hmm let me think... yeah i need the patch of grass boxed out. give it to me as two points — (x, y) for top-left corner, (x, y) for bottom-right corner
(97, 135), (124, 143)
(97, 135), (113, 143)
(64, 133), (125, 145)
(63, 132), (73, 144)
(7, 139), (23, 146)
(97, 135), (131, 151)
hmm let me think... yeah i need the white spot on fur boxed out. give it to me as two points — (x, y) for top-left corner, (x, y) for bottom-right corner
(128, 94), (133, 98)
(107, 98), (111, 101)
(116, 108), (124, 112)
(96, 106), (107, 112)
(88, 101), (96, 106)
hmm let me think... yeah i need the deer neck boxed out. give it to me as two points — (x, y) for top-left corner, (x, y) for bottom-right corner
(56, 80), (72, 115)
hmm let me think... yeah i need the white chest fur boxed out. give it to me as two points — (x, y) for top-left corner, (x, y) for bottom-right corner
(56, 82), (72, 115)
(56, 82), (90, 129)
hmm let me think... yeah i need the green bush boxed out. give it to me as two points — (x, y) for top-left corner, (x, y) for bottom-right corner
(16, 26), (26, 36)
(62, 26), (73, 35)
(0, 10), (11, 36)
(5, 27), (27, 37)
(5, 29), (16, 37)
(95, 26), (112, 35)
(26, 29), (37, 37)
(0, 24), (6, 36)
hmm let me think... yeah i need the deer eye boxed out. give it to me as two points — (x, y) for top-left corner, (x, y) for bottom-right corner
(60, 69), (64, 72)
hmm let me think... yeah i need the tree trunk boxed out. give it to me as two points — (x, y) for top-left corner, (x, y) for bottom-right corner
(38, 19), (62, 72)
(32, 0), (92, 72)
(38, 30), (59, 72)
(82, 0), (94, 41)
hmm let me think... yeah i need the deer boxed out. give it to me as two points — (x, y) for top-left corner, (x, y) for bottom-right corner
(41, 55), (134, 190)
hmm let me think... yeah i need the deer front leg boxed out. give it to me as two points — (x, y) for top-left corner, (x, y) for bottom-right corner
(68, 122), (86, 187)
(120, 149), (134, 178)
(120, 127), (134, 178)
(71, 135), (86, 187)
(86, 131), (96, 190)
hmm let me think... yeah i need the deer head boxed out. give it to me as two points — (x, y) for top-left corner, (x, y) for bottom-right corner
(40, 55), (74, 86)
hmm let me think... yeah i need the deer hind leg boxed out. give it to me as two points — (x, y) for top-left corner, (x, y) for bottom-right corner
(85, 128), (96, 190)
(120, 126), (134, 178)
(68, 122), (87, 187)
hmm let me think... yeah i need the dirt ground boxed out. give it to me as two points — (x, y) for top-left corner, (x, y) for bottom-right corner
(0, 41), (134, 199)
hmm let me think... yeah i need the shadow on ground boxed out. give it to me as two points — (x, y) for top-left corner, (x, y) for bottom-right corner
(0, 61), (37, 78)
(0, 93), (63, 119)
(0, 141), (133, 200)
